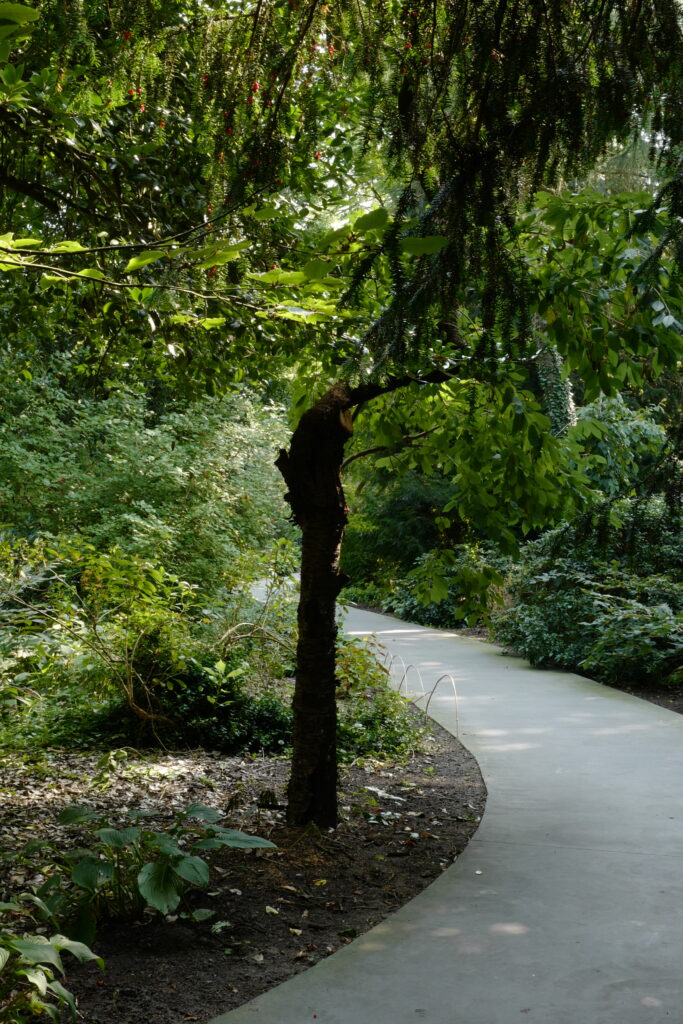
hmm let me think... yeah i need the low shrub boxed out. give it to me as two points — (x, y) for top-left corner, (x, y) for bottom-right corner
(336, 635), (423, 759)
(493, 550), (683, 687)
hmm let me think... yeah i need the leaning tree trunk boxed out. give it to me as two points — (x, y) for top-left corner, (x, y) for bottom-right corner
(275, 383), (355, 827)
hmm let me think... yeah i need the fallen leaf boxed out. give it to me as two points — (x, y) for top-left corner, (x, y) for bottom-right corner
(265, 905), (280, 915)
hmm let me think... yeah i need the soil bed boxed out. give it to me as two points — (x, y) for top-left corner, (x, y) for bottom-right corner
(0, 711), (485, 1024)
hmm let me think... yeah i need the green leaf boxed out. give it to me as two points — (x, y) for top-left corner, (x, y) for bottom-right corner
(0, 947), (10, 970)
(195, 241), (250, 269)
(93, 826), (140, 848)
(302, 258), (328, 280)
(252, 205), (278, 221)
(19, 965), (48, 994)
(198, 317), (226, 330)
(124, 251), (167, 272)
(50, 240), (87, 252)
(0, 4), (40, 24)
(51, 935), (104, 968)
(400, 235), (449, 256)
(58, 805), (96, 826)
(185, 803), (222, 823)
(172, 855), (210, 887)
(250, 270), (307, 286)
(10, 938), (63, 973)
(47, 979), (77, 1016)
(147, 834), (183, 857)
(71, 856), (114, 890)
(137, 861), (181, 914)
(354, 208), (388, 232)
(75, 268), (106, 280)
(192, 837), (227, 851)
(209, 827), (276, 850)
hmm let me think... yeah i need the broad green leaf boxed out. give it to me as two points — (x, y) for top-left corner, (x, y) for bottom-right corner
(252, 205), (278, 221)
(147, 833), (183, 857)
(93, 826), (140, 848)
(58, 805), (96, 825)
(209, 827), (276, 850)
(192, 837), (226, 851)
(400, 235), (449, 256)
(19, 966), (48, 994)
(137, 861), (181, 914)
(0, 947), (10, 969)
(0, 4), (40, 24)
(50, 240), (86, 252)
(75, 268), (105, 280)
(250, 270), (307, 286)
(172, 855), (210, 887)
(0, 22), (29, 42)
(10, 938), (63, 973)
(47, 979), (77, 1016)
(124, 251), (167, 272)
(354, 207), (388, 232)
(198, 317), (226, 330)
(195, 241), (250, 269)
(71, 856), (114, 890)
(51, 935), (104, 968)
(185, 803), (222, 823)
(302, 258), (328, 280)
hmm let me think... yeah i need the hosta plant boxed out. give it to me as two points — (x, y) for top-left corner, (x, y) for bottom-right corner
(28, 803), (276, 944)
(0, 893), (103, 1023)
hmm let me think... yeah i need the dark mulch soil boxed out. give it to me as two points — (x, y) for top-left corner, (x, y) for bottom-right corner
(617, 682), (683, 716)
(0, 712), (485, 1024)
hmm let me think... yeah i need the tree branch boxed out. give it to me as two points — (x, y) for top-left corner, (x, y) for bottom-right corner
(340, 427), (438, 470)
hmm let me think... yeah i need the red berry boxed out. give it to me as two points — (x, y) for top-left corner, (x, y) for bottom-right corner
(128, 88), (134, 95)
(252, 81), (260, 91)
(139, 103), (145, 111)
(159, 120), (166, 127)
(405, 42), (412, 49)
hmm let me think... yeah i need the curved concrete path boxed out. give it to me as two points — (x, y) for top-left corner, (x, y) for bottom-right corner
(209, 607), (683, 1024)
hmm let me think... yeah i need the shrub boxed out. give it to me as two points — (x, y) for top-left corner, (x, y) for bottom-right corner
(580, 599), (683, 686)
(336, 635), (423, 759)
(378, 547), (508, 629)
(492, 529), (683, 687)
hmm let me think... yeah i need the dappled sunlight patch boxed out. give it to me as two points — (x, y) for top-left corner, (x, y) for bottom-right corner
(489, 922), (530, 936)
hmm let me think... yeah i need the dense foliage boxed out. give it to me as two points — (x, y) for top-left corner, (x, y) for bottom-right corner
(493, 499), (683, 687)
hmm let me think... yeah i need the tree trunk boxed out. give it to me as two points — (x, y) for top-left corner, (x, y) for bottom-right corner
(275, 384), (354, 827)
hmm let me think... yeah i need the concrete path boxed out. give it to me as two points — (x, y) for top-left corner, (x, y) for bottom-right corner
(209, 607), (683, 1024)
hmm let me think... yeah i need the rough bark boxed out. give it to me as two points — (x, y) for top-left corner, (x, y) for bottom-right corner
(276, 383), (354, 827)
